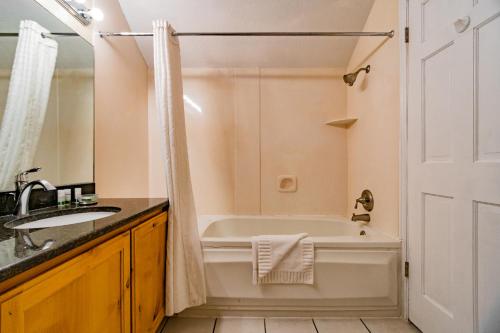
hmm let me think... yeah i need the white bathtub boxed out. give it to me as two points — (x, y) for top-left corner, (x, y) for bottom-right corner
(191, 215), (402, 317)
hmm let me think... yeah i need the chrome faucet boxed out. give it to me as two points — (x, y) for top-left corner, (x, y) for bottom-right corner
(14, 168), (56, 218)
(351, 213), (370, 223)
(12, 168), (56, 256)
(14, 230), (54, 257)
(15, 167), (42, 193)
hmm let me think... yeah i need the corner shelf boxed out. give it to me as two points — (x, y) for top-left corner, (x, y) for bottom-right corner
(325, 117), (358, 128)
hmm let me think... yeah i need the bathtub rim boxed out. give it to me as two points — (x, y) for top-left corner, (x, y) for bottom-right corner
(199, 214), (401, 249)
(202, 237), (401, 249)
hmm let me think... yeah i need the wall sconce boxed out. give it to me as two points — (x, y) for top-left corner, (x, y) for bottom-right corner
(56, 0), (104, 25)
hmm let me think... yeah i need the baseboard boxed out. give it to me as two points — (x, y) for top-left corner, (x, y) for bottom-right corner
(179, 304), (401, 318)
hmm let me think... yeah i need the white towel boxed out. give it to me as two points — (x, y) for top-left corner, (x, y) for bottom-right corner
(252, 233), (314, 285)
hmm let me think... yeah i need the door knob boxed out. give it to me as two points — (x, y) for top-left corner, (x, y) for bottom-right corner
(454, 16), (470, 33)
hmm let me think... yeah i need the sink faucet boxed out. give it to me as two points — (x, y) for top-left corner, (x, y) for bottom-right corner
(351, 213), (370, 223)
(14, 168), (56, 218)
(14, 230), (54, 257)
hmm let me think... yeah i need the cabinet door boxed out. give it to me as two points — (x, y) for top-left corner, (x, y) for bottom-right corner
(132, 212), (167, 333)
(0, 232), (131, 333)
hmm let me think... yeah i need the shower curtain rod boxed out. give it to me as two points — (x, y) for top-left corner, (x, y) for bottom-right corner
(0, 32), (79, 38)
(99, 30), (395, 38)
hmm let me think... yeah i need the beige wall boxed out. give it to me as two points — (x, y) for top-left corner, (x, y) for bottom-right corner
(149, 68), (347, 216)
(346, 0), (400, 236)
(260, 69), (347, 215)
(35, 70), (94, 186)
(183, 70), (238, 214)
(0, 70), (93, 189)
(57, 70), (94, 184)
(148, 69), (240, 214)
(26, 0), (151, 198)
(32, 0), (400, 232)
(232, 69), (261, 214)
(93, 0), (150, 198)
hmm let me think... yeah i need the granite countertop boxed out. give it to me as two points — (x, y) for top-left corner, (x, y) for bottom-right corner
(0, 198), (168, 284)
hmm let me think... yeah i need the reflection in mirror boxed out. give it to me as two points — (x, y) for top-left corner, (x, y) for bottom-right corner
(0, 0), (94, 192)
(0, 20), (59, 190)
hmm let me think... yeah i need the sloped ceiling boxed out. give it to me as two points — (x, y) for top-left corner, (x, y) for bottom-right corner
(117, 0), (376, 68)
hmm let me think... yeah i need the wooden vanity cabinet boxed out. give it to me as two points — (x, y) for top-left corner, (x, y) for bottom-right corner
(131, 212), (167, 333)
(0, 232), (131, 333)
(0, 211), (168, 333)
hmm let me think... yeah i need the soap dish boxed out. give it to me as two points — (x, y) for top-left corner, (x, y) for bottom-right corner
(78, 194), (98, 205)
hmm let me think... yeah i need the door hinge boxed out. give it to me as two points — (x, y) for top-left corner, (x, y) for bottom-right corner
(405, 261), (409, 278)
(405, 27), (410, 43)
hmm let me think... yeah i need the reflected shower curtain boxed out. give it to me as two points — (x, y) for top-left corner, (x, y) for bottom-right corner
(0, 20), (58, 189)
(153, 20), (206, 315)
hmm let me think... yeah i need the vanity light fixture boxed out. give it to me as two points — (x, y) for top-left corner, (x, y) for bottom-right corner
(78, 7), (104, 22)
(58, 0), (104, 25)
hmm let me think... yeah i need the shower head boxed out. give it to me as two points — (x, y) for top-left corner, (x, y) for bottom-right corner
(343, 65), (371, 86)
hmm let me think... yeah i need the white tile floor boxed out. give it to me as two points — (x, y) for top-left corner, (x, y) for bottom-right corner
(161, 317), (422, 333)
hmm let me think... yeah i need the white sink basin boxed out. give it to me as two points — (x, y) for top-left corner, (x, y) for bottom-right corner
(12, 211), (117, 229)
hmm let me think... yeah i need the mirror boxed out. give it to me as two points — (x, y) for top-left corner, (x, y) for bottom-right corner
(0, 0), (94, 192)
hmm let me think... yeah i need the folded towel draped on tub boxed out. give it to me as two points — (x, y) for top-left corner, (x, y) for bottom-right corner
(251, 233), (314, 285)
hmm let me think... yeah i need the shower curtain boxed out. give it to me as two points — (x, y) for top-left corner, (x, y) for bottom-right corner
(0, 20), (58, 190)
(153, 20), (206, 315)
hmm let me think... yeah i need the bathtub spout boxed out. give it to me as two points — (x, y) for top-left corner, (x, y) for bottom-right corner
(351, 213), (370, 223)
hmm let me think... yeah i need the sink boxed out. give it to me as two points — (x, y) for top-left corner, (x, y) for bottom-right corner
(4, 207), (121, 229)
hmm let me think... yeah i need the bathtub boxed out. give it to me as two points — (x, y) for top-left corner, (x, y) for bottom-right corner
(190, 215), (402, 317)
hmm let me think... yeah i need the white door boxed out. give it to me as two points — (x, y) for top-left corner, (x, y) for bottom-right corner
(407, 1), (500, 332)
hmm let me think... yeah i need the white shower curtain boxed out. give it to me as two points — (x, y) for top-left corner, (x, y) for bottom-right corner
(153, 20), (206, 315)
(0, 20), (58, 190)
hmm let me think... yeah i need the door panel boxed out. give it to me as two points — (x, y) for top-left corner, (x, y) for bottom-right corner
(422, 43), (454, 162)
(408, 0), (500, 332)
(422, 193), (453, 317)
(475, 202), (500, 333)
(475, 14), (500, 162)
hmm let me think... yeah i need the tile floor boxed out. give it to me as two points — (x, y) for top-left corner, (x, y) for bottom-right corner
(161, 317), (422, 333)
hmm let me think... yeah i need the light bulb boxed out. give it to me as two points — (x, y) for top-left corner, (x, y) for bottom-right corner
(88, 7), (104, 21)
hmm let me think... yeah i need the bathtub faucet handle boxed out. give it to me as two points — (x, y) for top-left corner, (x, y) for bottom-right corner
(354, 189), (374, 211)
(354, 198), (365, 209)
